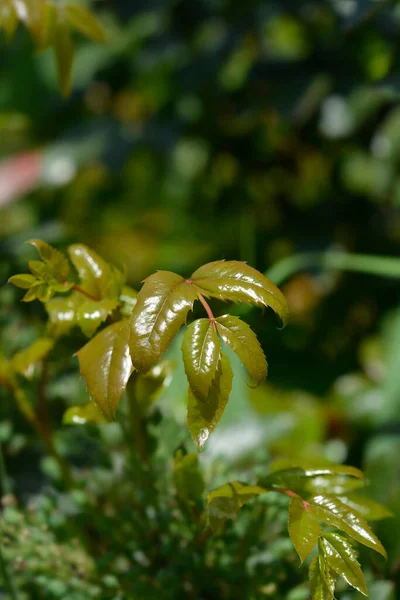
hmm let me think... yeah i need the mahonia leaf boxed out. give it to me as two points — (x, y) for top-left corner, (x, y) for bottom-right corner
(135, 360), (174, 409)
(27, 239), (70, 282)
(8, 274), (37, 289)
(288, 496), (321, 563)
(309, 553), (336, 600)
(261, 466), (365, 496)
(207, 481), (268, 534)
(68, 244), (123, 300)
(46, 292), (117, 338)
(76, 298), (119, 337)
(187, 352), (233, 451)
(129, 271), (197, 373)
(309, 494), (387, 558)
(77, 320), (133, 420)
(11, 338), (54, 379)
(174, 450), (205, 504)
(65, 3), (106, 42)
(182, 319), (220, 401)
(337, 494), (393, 521)
(216, 314), (267, 386)
(63, 402), (107, 425)
(0, 0), (19, 40)
(191, 260), (289, 326)
(321, 533), (368, 596)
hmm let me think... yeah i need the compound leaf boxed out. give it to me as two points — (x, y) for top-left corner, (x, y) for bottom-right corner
(309, 553), (336, 600)
(288, 496), (321, 563)
(182, 319), (220, 401)
(321, 533), (367, 595)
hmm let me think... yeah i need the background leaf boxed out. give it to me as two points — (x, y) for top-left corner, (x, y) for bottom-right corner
(182, 318), (220, 401)
(174, 450), (205, 504)
(63, 402), (107, 425)
(11, 338), (54, 379)
(207, 481), (267, 533)
(337, 494), (393, 521)
(65, 3), (106, 42)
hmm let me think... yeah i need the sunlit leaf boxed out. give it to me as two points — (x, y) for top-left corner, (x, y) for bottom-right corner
(0, 0), (18, 40)
(207, 481), (268, 533)
(68, 244), (123, 300)
(191, 261), (289, 326)
(337, 494), (393, 521)
(261, 466), (365, 495)
(129, 271), (197, 373)
(216, 314), (267, 386)
(187, 352), (233, 451)
(321, 533), (367, 596)
(65, 3), (106, 42)
(119, 285), (138, 318)
(174, 450), (205, 503)
(309, 553), (335, 600)
(45, 292), (81, 337)
(135, 360), (174, 409)
(76, 298), (118, 337)
(27, 239), (70, 282)
(8, 274), (37, 289)
(63, 402), (107, 425)
(11, 338), (54, 379)
(182, 319), (220, 401)
(77, 320), (133, 420)
(309, 494), (387, 557)
(288, 496), (321, 563)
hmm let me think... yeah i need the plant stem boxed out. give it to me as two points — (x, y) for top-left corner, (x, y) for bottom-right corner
(265, 251), (400, 287)
(72, 284), (99, 302)
(195, 290), (216, 325)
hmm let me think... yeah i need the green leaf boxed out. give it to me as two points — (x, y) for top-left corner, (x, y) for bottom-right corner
(191, 260), (289, 326)
(11, 338), (54, 378)
(68, 244), (123, 300)
(46, 292), (80, 336)
(8, 274), (37, 289)
(77, 320), (133, 420)
(53, 16), (74, 97)
(288, 496), (321, 563)
(321, 533), (368, 596)
(63, 402), (107, 425)
(309, 494), (387, 558)
(174, 450), (205, 503)
(135, 360), (174, 409)
(261, 466), (365, 495)
(309, 553), (336, 600)
(76, 298), (119, 337)
(27, 239), (70, 282)
(0, 0), (18, 40)
(129, 271), (198, 373)
(187, 352), (233, 451)
(207, 481), (268, 533)
(337, 494), (393, 521)
(65, 3), (106, 42)
(119, 285), (138, 318)
(182, 319), (220, 401)
(216, 314), (267, 386)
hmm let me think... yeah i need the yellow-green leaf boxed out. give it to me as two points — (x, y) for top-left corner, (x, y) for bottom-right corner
(337, 494), (393, 521)
(288, 496), (321, 563)
(77, 320), (133, 420)
(129, 271), (197, 373)
(76, 298), (118, 337)
(27, 239), (70, 282)
(207, 481), (268, 533)
(8, 274), (37, 289)
(68, 244), (122, 300)
(45, 292), (81, 336)
(174, 450), (205, 504)
(309, 494), (387, 558)
(187, 352), (233, 451)
(53, 17), (74, 97)
(321, 533), (368, 596)
(63, 402), (107, 425)
(0, 0), (18, 40)
(216, 314), (267, 386)
(119, 285), (138, 318)
(309, 554), (336, 600)
(11, 338), (54, 378)
(182, 319), (220, 401)
(65, 3), (106, 42)
(191, 260), (289, 326)
(261, 466), (365, 495)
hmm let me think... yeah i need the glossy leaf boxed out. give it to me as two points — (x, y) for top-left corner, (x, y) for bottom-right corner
(288, 496), (321, 563)
(11, 338), (54, 378)
(182, 319), (220, 401)
(187, 352), (233, 451)
(261, 466), (365, 495)
(191, 260), (289, 326)
(309, 554), (336, 600)
(129, 271), (197, 373)
(321, 533), (367, 595)
(309, 494), (387, 557)
(63, 402), (107, 425)
(207, 481), (268, 533)
(119, 285), (138, 318)
(174, 450), (205, 503)
(77, 320), (133, 420)
(337, 494), (393, 521)
(0, 0), (18, 40)
(216, 314), (267, 386)
(65, 3), (106, 42)
(46, 292), (116, 337)
(27, 239), (70, 282)
(68, 244), (123, 300)
(135, 360), (174, 409)
(76, 298), (118, 337)
(8, 274), (37, 289)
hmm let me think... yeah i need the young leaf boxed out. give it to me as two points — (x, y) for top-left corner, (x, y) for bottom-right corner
(63, 402), (107, 425)
(309, 553), (336, 600)
(68, 244), (123, 300)
(129, 271), (197, 373)
(76, 298), (119, 337)
(288, 496), (321, 563)
(174, 450), (205, 504)
(191, 261), (289, 326)
(309, 494), (387, 558)
(11, 338), (54, 379)
(337, 494), (393, 521)
(77, 320), (133, 420)
(216, 314), (267, 386)
(321, 533), (368, 596)
(8, 274), (37, 289)
(65, 3), (106, 42)
(187, 352), (233, 451)
(27, 239), (70, 282)
(207, 481), (268, 533)
(46, 292), (117, 337)
(261, 466), (365, 495)
(182, 319), (220, 401)
(0, 0), (18, 41)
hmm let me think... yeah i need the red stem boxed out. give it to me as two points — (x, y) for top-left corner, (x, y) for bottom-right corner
(72, 284), (99, 302)
(195, 290), (216, 324)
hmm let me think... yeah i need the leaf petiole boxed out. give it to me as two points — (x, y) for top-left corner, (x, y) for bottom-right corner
(195, 289), (216, 326)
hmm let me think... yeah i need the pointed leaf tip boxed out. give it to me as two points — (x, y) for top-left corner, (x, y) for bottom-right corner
(182, 319), (220, 401)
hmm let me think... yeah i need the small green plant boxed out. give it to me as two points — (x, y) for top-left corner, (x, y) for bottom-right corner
(3, 239), (391, 600)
